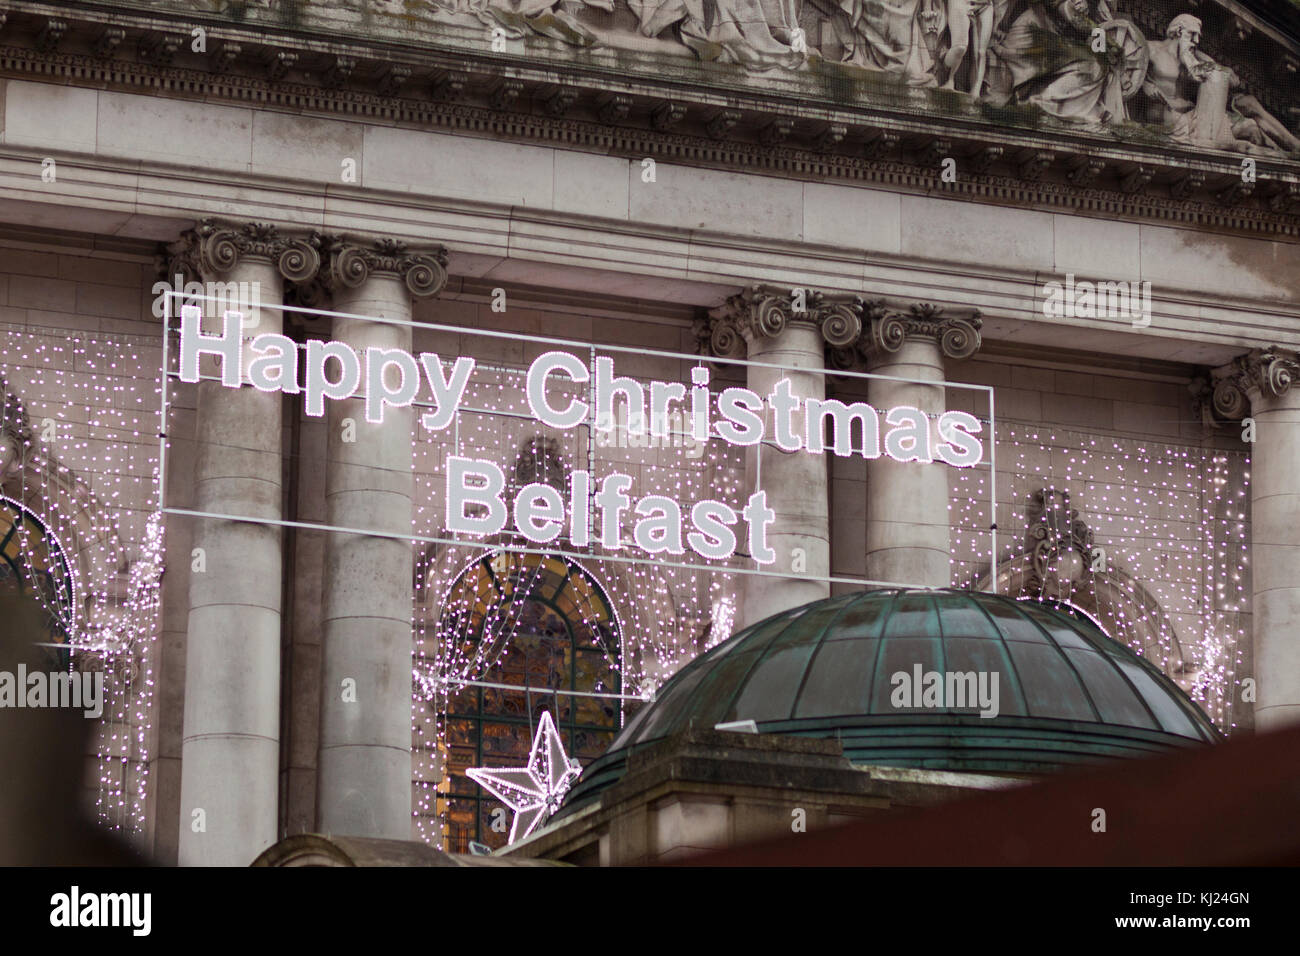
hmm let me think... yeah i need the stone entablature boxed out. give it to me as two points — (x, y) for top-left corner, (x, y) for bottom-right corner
(2, 1), (1298, 232)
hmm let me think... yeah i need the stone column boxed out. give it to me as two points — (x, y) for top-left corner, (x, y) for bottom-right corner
(1217, 349), (1300, 731)
(705, 287), (860, 631)
(317, 239), (447, 838)
(177, 221), (319, 866)
(862, 303), (982, 588)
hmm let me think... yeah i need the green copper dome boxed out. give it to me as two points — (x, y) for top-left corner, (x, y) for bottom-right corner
(560, 589), (1219, 814)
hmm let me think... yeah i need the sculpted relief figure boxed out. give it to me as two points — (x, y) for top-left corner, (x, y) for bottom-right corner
(1139, 14), (1300, 154)
(464, 0), (615, 47)
(627, 0), (802, 68)
(829, 0), (942, 86)
(940, 0), (1003, 92)
(984, 0), (1135, 123)
(352, 0), (1298, 154)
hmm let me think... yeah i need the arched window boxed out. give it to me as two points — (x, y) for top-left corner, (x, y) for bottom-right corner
(436, 552), (622, 852)
(0, 495), (75, 665)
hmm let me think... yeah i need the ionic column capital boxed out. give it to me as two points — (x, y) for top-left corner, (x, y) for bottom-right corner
(319, 234), (449, 298)
(1196, 347), (1300, 425)
(861, 299), (982, 361)
(698, 284), (861, 360)
(171, 218), (322, 284)
(826, 300), (982, 373)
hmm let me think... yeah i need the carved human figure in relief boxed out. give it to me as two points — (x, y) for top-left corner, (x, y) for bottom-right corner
(1140, 14), (1300, 155)
(628, 0), (802, 69)
(940, 0), (997, 92)
(830, 0), (940, 87)
(985, 0), (1128, 124)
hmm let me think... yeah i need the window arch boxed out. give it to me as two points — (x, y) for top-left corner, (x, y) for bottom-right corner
(0, 494), (76, 664)
(436, 552), (622, 852)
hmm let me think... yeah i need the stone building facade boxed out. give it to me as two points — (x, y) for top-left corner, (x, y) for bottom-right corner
(0, 0), (1296, 864)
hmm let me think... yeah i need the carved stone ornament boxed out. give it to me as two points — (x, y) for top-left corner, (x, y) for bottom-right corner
(1197, 347), (1300, 424)
(123, 0), (1288, 157)
(0, 373), (33, 479)
(699, 285), (862, 360)
(179, 219), (322, 284)
(697, 286), (981, 367)
(320, 235), (449, 298)
(1016, 487), (1096, 600)
(863, 301), (983, 361)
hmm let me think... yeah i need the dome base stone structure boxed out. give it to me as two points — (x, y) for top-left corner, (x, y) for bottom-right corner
(500, 728), (1014, 866)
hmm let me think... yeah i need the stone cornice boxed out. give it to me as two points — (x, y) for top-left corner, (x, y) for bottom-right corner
(0, 3), (1298, 239)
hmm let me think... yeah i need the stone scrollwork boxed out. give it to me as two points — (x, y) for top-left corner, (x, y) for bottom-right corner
(693, 313), (747, 361)
(1197, 348), (1300, 425)
(1003, 487), (1100, 603)
(818, 300), (861, 348)
(183, 219), (322, 285)
(0, 374), (33, 479)
(277, 240), (321, 285)
(863, 300), (983, 362)
(321, 235), (450, 298)
(1212, 375), (1250, 421)
(697, 285), (980, 365)
(752, 289), (794, 340)
(699, 284), (863, 359)
(170, 221), (451, 307)
(1252, 349), (1300, 399)
(1024, 487), (1094, 594)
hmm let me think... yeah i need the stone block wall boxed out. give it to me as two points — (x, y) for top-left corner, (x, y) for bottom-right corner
(0, 240), (168, 848)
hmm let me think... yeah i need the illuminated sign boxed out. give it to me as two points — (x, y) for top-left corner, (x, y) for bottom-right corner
(178, 306), (985, 567)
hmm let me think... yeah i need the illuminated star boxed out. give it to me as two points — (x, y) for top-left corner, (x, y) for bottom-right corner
(466, 710), (582, 843)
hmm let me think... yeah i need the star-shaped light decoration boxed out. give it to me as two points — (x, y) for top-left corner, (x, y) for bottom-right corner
(466, 710), (583, 844)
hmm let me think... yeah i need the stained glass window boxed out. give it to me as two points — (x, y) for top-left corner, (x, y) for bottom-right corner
(436, 553), (621, 852)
